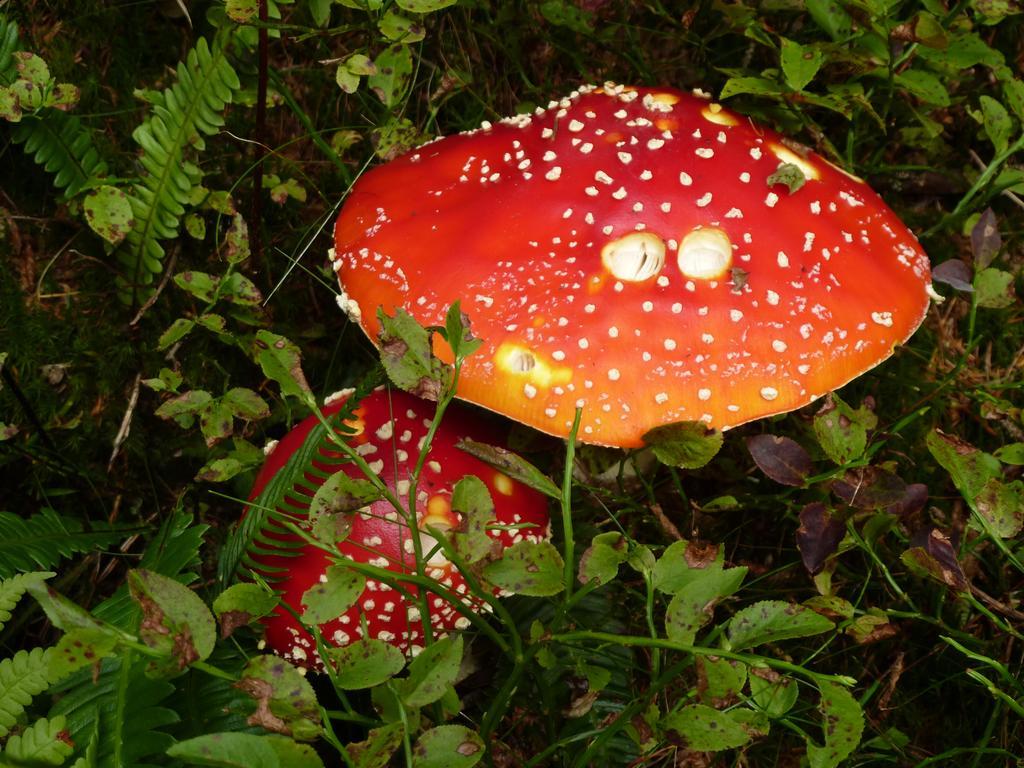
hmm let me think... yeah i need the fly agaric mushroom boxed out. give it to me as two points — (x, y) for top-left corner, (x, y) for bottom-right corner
(332, 83), (933, 447)
(248, 388), (549, 669)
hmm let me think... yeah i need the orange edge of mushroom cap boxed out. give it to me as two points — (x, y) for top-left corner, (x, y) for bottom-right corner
(332, 83), (933, 448)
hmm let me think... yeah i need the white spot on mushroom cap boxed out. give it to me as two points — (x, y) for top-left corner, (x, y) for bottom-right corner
(601, 232), (666, 282)
(677, 227), (732, 281)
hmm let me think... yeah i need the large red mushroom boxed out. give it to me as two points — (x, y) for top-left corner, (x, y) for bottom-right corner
(331, 83), (933, 447)
(249, 388), (550, 669)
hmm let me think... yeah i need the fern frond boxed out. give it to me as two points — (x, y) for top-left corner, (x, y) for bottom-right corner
(2, 715), (74, 767)
(90, 510), (207, 633)
(0, 510), (128, 580)
(0, 648), (51, 739)
(0, 15), (18, 83)
(10, 115), (110, 199)
(49, 651), (177, 768)
(216, 373), (386, 589)
(120, 34), (240, 290)
(0, 572), (53, 632)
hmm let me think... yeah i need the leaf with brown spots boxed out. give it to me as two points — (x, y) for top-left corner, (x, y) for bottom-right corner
(128, 569), (215, 676)
(806, 682), (864, 768)
(378, 307), (448, 401)
(236, 655), (322, 741)
(643, 420), (723, 470)
(901, 527), (968, 591)
(578, 531), (629, 586)
(797, 502), (847, 575)
(450, 474), (497, 564)
(456, 439), (561, 499)
(746, 434), (812, 487)
(49, 627), (118, 681)
(327, 638), (406, 690)
(727, 600), (834, 651)
(212, 583), (278, 639)
(253, 330), (316, 408)
(831, 466), (908, 510)
(347, 723), (404, 768)
(483, 540), (565, 597)
(413, 725), (484, 768)
(652, 539), (724, 595)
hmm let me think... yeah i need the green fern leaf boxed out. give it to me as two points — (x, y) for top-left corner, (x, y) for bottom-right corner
(121, 34), (240, 290)
(217, 370), (385, 590)
(90, 509), (208, 632)
(10, 115), (110, 199)
(49, 651), (177, 768)
(0, 15), (18, 82)
(0, 648), (52, 739)
(0, 510), (129, 580)
(0, 572), (53, 632)
(2, 715), (74, 767)
(0, 16), (107, 199)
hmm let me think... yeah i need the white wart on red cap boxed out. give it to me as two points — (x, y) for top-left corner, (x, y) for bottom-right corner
(249, 388), (550, 670)
(332, 83), (933, 448)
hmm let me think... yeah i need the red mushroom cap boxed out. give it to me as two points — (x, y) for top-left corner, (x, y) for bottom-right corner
(332, 83), (933, 447)
(249, 388), (550, 669)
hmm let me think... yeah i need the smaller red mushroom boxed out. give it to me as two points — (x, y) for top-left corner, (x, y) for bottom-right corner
(247, 388), (550, 669)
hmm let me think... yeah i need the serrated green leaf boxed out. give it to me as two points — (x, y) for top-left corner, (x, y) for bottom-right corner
(805, 0), (853, 40)
(167, 732), (279, 768)
(378, 11), (426, 43)
(721, 76), (782, 100)
(780, 38), (823, 91)
(83, 185), (134, 245)
(200, 400), (235, 446)
(974, 268), (1015, 308)
(222, 387), (270, 420)
(642, 421), (723, 469)
(327, 638), (406, 689)
(652, 540), (725, 595)
(578, 532), (629, 586)
(49, 628), (119, 682)
(895, 69), (950, 106)
(661, 704), (752, 751)
(128, 569), (216, 674)
(926, 429), (1001, 503)
(979, 95), (1013, 154)
(212, 583), (278, 630)
(665, 567), (747, 645)
(157, 318), (195, 350)
(727, 601), (834, 651)
(449, 475), (494, 564)
(347, 723), (403, 768)
(301, 564), (365, 624)
(310, 471), (381, 525)
(396, 0), (456, 11)
(412, 725), (483, 768)
(813, 394), (877, 465)
(807, 682), (865, 768)
(749, 669), (799, 718)
(994, 443), (1024, 465)
(456, 439), (560, 499)
(696, 656), (747, 706)
(483, 540), (565, 596)
(973, 478), (1024, 537)
(378, 308), (447, 401)
(254, 330), (316, 408)
(238, 655), (321, 741)
(367, 45), (413, 108)
(174, 270), (220, 303)
(400, 635), (463, 708)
